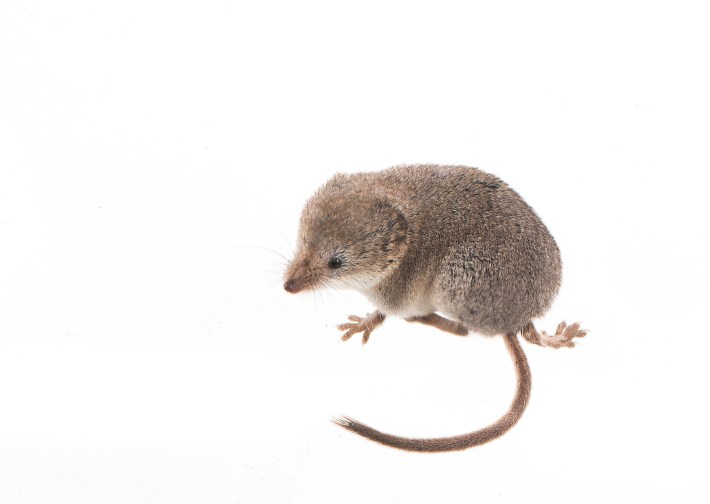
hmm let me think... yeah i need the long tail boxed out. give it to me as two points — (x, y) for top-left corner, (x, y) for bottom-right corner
(332, 332), (531, 452)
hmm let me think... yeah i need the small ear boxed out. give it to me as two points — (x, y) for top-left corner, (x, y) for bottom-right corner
(373, 201), (408, 244)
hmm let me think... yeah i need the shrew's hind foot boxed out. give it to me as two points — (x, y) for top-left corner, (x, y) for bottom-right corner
(337, 311), (385, 345)
(407, 313), (469, 336)
(521, 321), (588, 348)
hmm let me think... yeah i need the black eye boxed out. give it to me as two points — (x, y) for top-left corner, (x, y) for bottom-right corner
(328, 257), (343, 269)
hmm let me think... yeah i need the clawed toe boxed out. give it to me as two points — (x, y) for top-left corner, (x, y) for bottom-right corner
(540, 321), (588, 348)
(337, 312), (385, 345)
(339, 325), (365, 342)
(521, 320), (588, 349)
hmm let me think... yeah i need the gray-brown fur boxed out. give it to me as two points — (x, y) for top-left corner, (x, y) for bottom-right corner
(284, 164), (587, 452)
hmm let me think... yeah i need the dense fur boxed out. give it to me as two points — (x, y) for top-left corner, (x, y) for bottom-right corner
(284, 165), (585, 452)
(287, 165), (561, 334)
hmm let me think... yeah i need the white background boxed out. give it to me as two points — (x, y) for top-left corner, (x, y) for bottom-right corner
(2, 1), (709, 502)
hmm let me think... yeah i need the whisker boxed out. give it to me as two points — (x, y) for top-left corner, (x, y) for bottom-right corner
(233, 243), (291, 264)
(277, 230), (297, 257)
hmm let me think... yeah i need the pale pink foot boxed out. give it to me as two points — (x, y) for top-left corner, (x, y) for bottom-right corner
(407, 313), (468, 336)
(337, 311), (386, 345)
(522, 321), (588, 348)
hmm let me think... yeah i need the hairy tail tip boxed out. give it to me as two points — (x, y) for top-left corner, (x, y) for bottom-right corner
(331, 415), (357, 430)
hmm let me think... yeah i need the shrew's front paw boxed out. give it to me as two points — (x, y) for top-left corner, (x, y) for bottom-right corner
(336, 312), (385, 345)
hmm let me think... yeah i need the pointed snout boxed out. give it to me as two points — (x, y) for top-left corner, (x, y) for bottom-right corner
(284, 278), (299, 293)
(284, 256), (317, 294)
(284, 274), (312, 293)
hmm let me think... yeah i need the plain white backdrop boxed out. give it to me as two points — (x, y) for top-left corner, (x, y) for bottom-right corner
(1, 1), (709, 502)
